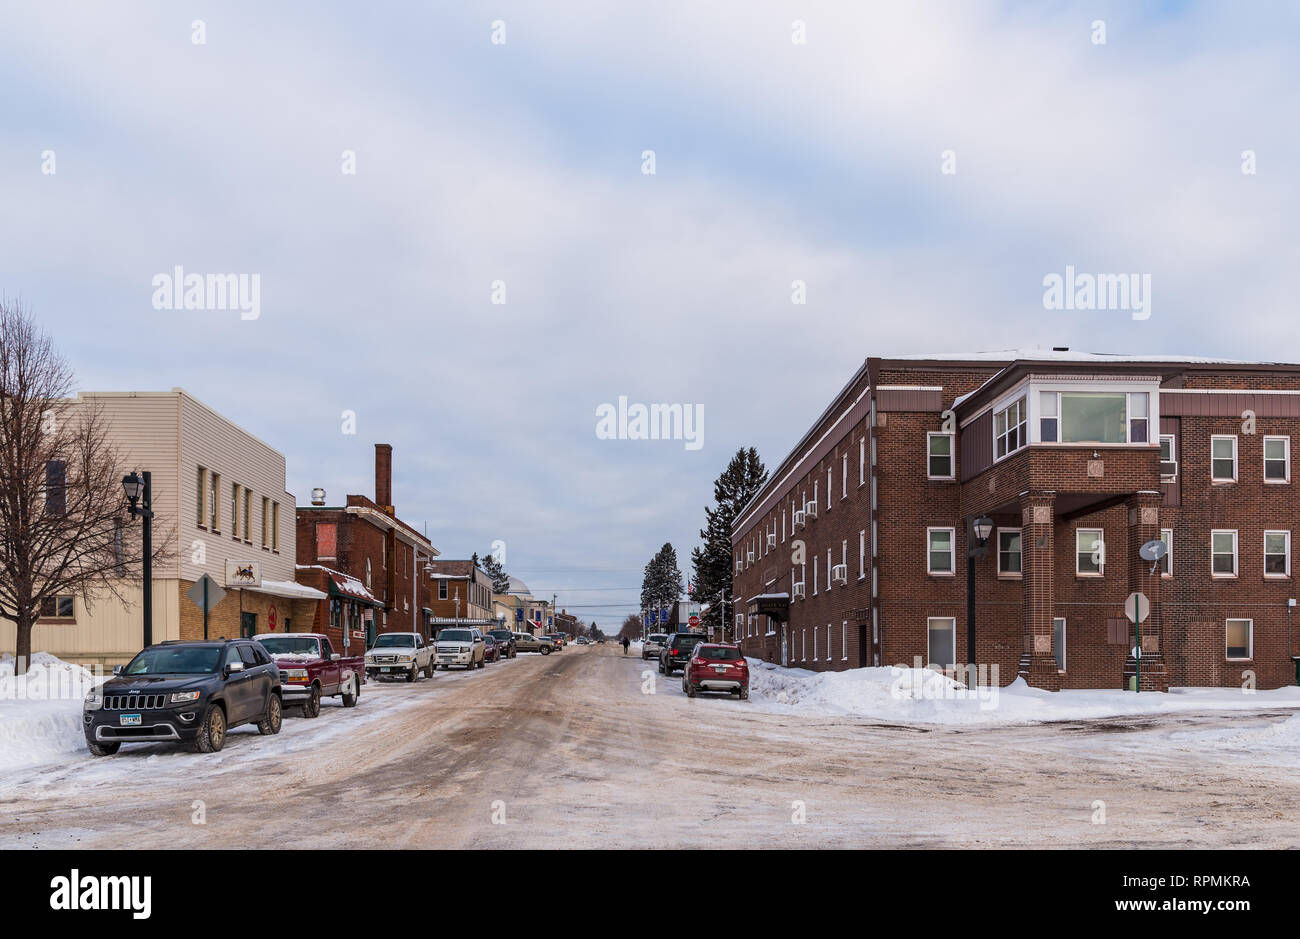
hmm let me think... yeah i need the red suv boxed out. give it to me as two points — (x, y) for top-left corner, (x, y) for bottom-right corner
(682, 643), (749, 699)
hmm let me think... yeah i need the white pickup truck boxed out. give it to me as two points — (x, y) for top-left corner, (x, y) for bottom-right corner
(364, 632), (434, 682)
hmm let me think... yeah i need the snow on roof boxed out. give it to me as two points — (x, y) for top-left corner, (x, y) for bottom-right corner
(885, 348), (1291, 365)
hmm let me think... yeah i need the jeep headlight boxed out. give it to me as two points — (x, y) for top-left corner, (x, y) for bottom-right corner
(169, 691), (201, 704)
(83, 687), (102, 710)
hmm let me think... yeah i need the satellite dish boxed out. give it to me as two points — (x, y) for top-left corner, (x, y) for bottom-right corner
(1139, 539), (1167, 562)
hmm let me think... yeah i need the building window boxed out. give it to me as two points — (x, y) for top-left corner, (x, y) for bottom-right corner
(1053, 617), (1067, 670)
(997, 528), (1022, 576)
(1211, 529), (1238, 577)
(243, 489), (252, 543)
(196, 467), (207, 528)
(1128, 392), (1149, 442)
(261, 497), (270, 548)
(994, 396), (1027, 460)
(927, 527), (955, 575)
(859, 436), (865, 485)
(842, 454), (848, 498)
(841, 621), (847, 660)
(826, 468), (832, 510)
(801, 629), (806, 661)
(1076, 529), (1104, 576)
(439, 580), (448, 600)
(231, 483), (241, 537)
(927, 433), (954, 479)
(316, 522), (337, 559)
(813, 556), (818, 595)
(1264, 436), (1290, 483)
(1059, 392), (1127, 443)
(209, 472), (221, 532)
(859, 530), (866, 579)
(40, 595), (75, 619)
(44, 460), (67, 516)
(1211, 435), (1237, 482)
(1039, 390), (1058, 442)
(1265, 530), (1290, 577)
(927, 617), (956, 669)
(1159, 435), (1177, 481)
(271, 501), (280, 551)
(1226, 618), (1253, 660)
(1159, 528), (1173, 577)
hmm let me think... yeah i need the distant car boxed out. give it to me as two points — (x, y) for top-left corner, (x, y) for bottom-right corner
(659, 632), (708, 676)
(545, 633), (567, 650)
(482, 633), (502, 663)
(487, 629), (518, 658)
(365, 632), (434, 682)
(83, 639), (283, 755)
(642, 633), (669, 660)
(435, 627), (486, 669)
(682, 643), (749, 699)
(513, 632), (556, 655)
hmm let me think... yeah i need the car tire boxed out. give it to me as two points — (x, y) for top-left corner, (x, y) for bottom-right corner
(192, 704), (227, 753)
(685, 678), (695, 698)
(86, 738), (120, 757)
(406, 665), (417, 683)
(478, 657), (486, 668)
(424, 660), (435, 679)
(341, 676), (360, 708)
(302, 685), (322, 718)
(257, 694), (283, 735)
(541, 646), (551, 655)
(739, 687), (749, 700)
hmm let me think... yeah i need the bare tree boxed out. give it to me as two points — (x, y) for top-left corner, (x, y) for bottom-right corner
(0, 300), (165, 673)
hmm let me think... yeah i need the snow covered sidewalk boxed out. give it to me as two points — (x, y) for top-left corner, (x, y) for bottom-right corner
(742, 658), (1300, 726)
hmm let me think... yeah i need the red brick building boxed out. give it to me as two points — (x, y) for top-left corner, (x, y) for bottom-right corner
(294, 444), (439, 654)
(732, 350), (1300, 691)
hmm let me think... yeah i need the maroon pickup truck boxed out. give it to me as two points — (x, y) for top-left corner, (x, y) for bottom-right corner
(255, 633), (364, 717)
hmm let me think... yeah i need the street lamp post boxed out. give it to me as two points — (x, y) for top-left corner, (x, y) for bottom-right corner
(121, 471), (154, 649)
(966, 515), (994, 679)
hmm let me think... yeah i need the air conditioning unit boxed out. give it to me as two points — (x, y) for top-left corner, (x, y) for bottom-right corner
(793, 509), (806, 529)
(804, 501), (818, 520)
(832, 564), (848, 585)
(1160, 460), (1177, 481)
(792, 582), (806, 599)
(736, 559), (744, 573)
(746, 550), (755, 564)
(767, 532), (777, 549)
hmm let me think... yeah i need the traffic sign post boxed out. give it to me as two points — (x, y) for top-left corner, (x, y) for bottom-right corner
(1125, 590), (1150, 693)
(186, 574), (226, 640)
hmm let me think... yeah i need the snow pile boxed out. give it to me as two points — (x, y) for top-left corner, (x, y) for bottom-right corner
(267, 653), (317, 663)
(0, 652), (100, 700)
(0, 654), (105, 770)
(742, 658), (1300, 725)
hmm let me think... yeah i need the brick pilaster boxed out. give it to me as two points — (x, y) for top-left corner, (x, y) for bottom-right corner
(1019, 492), (1061, 690)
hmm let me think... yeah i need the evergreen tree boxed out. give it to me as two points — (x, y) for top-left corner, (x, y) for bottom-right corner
(640, 542), (683, 626)
(480, 551), (510, 594)
(690, 447), (768, 639)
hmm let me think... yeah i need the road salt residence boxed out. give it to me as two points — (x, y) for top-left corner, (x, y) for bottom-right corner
(732, 350), (1300, 691)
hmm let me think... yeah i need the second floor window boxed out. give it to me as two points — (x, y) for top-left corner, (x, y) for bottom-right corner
(927, 527), (955, 575)
(928, 433), (954, 479)
(994, 397), (1027, 459)
(1211, 530), (1238, 577)
(1160, 435), (1177, 481)
(1265, 530), (1290, 577)
(998, 529), (1022, 575)
(1264, 436), (1290, 482)
(1076, 529), (1104, 576)
(1211, 436), (1237, 482)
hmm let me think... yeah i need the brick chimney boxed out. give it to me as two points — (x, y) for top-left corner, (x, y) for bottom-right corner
(375, 443), (393, 514)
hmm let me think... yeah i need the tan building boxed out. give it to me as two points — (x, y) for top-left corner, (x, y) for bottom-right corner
(0, 389), (325, 667)
(492, 576), (550, 635)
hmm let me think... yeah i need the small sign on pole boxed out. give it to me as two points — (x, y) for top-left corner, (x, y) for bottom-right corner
(186, 574), (226, 640)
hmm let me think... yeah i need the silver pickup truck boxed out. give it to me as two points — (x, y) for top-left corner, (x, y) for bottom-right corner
(364, 632), (434, 682)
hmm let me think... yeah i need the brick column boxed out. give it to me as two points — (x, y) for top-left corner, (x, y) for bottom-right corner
(1019, 492), (1060, 690)
(1123, 492), (1169, 692)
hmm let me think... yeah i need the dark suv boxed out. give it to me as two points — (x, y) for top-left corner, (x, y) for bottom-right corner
(659, 632), (707, 675)
(83, 639), (283, 756)
(487, 628), (518, 658)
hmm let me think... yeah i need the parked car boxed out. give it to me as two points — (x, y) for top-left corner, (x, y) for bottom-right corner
(642, 633), (669, 660)
(255, 632), (364, 716)
(482, 633), (502, 663)
(487, 628), (518, 658)
(365, 632), (434, 682)
(83, 639), (283, 755)
(545, 633), (567, 650)
(435, 627), (486, 669)
(659, 632), (708, 675)
(513, 632), (556, 654)
(682, 643), (749, 699)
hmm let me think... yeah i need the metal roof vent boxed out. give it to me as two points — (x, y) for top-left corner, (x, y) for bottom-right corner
(310, 487), (326, 506)
(1052, 346), (1070, 352)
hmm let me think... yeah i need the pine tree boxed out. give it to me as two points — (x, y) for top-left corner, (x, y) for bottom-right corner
(640, 542), (683, 627)
(480, 552), (510, 595)
(691, 447), (768, 639)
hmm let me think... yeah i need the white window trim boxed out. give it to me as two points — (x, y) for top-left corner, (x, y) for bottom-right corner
(1225, 618), (1253, 661)
(992, 395), (1028, 463)
(996, 526), (1023, 578)
(927, 431), (956, 480)
(1264, 529), (1291, 578)
(813, 556), (818, 596)
(927, 617), (956, 668)
(1053, 617), (1067, 672)
(858, 530), (866, 580)
(1160, 527), (1173, 578)
(1264, 435), (1291, 484)
(1211, 529), (1239, 578)
(927, 526), (957, 576)
(1159, 434), (1178, 482)
(1075, 528), (1104, 577)
(859, 436), (866, 486)
(1211, 434), (1238, 483)
(841, 621), (848, 661)
(842, 454), (848, 499)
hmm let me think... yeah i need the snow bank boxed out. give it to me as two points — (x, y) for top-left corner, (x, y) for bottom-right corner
(743, 658), (1300, 725)
(0, 652), (101, 700)
(0, 654), (105, 771)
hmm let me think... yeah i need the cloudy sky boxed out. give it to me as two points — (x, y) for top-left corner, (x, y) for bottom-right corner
(2, 1), (1297, 626)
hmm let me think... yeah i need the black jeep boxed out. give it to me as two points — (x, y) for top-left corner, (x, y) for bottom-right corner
(659, 632), (708, 675)
(83, 639), (283, 755)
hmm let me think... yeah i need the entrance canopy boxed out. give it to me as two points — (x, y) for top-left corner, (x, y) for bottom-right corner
(747, 593), (790, 623)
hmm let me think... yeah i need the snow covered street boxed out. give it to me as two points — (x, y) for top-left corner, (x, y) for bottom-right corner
(4, 645), (1300, 848)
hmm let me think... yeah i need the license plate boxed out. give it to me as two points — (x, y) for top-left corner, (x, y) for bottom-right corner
(120, 714), (142, 726)
(714, 666), (728, 672)
(380, 667), (392, 673)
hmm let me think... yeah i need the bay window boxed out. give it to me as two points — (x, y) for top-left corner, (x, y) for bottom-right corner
(994, 396), (1027, 459)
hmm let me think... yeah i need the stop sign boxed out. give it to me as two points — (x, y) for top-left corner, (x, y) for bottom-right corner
(688, 615), (700, 627)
